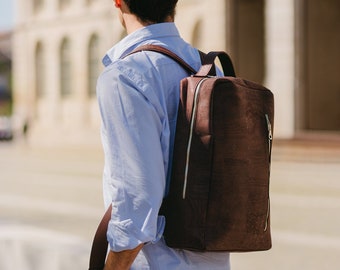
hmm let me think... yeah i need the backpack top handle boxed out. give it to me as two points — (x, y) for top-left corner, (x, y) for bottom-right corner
(196, 51), (236, 77)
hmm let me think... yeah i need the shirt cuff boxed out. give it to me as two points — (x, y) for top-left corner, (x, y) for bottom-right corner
(107, 216), (165, 252)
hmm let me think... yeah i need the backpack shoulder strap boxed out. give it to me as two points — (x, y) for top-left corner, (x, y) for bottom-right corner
(124, 45), (236, 78)
(125, 44), (197, 74)
(197, 51), (236, 77)
(89, 205), (111, 270)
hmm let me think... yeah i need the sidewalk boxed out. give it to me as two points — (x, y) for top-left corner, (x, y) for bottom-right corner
(1, 140), (340, 269)
(273, 136), (340, 162)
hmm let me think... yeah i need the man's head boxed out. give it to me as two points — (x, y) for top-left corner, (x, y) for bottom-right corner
(116, 0), (178, 24)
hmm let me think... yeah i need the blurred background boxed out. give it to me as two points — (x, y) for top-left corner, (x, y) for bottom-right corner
(0, 0), (339, 269)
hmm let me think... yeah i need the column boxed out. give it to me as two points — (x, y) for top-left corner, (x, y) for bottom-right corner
(264, 0), (295, 138)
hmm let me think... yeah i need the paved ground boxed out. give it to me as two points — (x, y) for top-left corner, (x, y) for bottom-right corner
(1, 140), (340, 269)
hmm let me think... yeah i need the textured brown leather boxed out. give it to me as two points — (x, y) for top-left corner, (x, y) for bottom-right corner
(89, 205), (111, 270)
(160, 75), (273, 251)
(159, 50), (274, 252)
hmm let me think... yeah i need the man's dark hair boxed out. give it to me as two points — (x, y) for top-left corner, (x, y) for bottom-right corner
(124, 0), (178, 23)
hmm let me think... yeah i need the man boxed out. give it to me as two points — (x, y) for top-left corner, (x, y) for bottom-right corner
(97, 0), (231, 269)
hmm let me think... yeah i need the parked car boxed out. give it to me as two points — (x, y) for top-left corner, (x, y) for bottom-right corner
(0, 116), (13, 140)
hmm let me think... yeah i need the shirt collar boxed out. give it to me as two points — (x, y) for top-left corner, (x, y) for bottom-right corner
(102, 22), (180, 67)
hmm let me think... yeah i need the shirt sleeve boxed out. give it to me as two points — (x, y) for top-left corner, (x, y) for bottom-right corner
(97, 64), (167, 252)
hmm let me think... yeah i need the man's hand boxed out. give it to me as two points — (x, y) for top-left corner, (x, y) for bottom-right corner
(104, 244), (144, 270)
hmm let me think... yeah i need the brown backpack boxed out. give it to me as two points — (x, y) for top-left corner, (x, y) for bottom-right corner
(89, 45), (273, 269)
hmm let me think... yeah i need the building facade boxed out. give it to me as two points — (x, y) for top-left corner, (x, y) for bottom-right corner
(12, 0), (340, 146)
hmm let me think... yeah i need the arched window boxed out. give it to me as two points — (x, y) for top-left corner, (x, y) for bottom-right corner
(60, 38), (72, 98)
(33, 0), (44, 13)
(35, 42), (45, 98)
(88, 34), (100, 98)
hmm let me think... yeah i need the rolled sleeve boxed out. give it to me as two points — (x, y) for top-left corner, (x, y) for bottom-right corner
(107, 215), (166, 252)
(97, 64), (167, 251)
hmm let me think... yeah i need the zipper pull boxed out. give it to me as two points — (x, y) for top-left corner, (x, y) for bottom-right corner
(265, 114), (273, 142)
(265, 113), (273, 163)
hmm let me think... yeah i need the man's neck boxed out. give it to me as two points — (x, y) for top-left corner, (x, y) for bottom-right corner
(123, 15), (174, 35)
(123, 13), (148, 34)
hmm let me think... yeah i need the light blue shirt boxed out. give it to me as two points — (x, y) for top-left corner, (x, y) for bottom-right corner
(97, 22), (230, 269)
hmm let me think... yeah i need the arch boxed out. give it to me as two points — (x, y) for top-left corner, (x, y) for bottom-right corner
(88, 34), (100, 98)
(35, 41), (45, 99)
(60, 37), (72, 98)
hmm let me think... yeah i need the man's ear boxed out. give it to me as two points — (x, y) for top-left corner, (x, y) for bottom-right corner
(115, 0), (121, 8)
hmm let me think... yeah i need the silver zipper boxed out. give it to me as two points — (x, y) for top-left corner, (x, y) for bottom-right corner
(265, 114), (273, 155)
(264, 114), (273, 231)
(182, 78), (209, 199)
(264, 198), (270, 232)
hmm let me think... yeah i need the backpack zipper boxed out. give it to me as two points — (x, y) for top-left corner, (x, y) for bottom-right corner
(183, 78), (209, 199)
(264, 114), (273, 231)
(265, 114), (273, 155)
